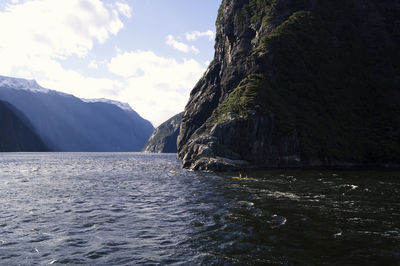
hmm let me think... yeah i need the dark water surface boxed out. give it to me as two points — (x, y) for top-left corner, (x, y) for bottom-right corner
(0, 153), (399, 265)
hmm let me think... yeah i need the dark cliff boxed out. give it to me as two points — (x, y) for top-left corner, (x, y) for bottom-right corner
(0, 100), (47, 152)
(143, 112), (183, 153)
(178, 0), (400, 170)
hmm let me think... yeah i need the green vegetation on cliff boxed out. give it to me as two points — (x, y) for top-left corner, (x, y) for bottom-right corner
(143, 112), (183, 153)
(217, 0), (276, 26)
(208, 0), (400, 164)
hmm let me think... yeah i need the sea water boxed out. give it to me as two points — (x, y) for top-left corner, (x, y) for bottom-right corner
(0, 153), (399, 264)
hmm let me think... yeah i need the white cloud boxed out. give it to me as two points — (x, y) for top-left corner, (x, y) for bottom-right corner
(166, 35), (199, 54)
(0, 0), (132, 120)
(88, 60), (99, 69)
(5, 54), (124, 99)
(0, 0), (124, 59)
(186, 30), (215, 41)
(116, 2), (132, 18)
(0, 0), (210, 126)
(108, 50), (206, 125)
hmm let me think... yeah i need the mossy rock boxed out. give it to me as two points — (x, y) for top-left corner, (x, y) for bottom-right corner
(208, 1), (400, 164)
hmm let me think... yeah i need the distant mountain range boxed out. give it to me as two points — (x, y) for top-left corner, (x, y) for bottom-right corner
(0, 75), (154, 152)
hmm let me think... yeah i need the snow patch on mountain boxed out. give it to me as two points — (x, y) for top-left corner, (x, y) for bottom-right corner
(82, 98), (133, 112)
(0, 75), (49, 93)
(0, 76), (132, 112)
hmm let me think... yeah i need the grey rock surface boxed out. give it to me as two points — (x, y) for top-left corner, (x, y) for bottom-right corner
(143, 112), (183, 153)
(178, 0), (400, 171)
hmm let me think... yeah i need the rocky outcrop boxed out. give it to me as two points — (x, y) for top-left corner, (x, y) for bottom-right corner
(178, 0), (400, 170)
(0, 100), (48, 152)
(143, 112), (183, 153)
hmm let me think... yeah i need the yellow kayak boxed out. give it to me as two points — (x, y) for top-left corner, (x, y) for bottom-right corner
(232, 174), (255, 180)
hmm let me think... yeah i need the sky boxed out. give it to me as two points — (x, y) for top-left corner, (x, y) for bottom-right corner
(0, 0), (221, 126)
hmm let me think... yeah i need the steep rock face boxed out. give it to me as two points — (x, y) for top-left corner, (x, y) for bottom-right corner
(178, 0), (400, 170)
(0, 76), (154, 151)
(0, 100), (48, 152)
(143, 112), (183, 153)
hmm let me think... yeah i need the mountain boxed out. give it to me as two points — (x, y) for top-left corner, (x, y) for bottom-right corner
(143, 112), (183, 153)
(0, 76), (154, 152)
(0, 100), (47, 152)
(178, 0), (400, 171)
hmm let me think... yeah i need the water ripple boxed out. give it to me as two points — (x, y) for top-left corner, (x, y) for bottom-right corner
(0, 153), (399, 264)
